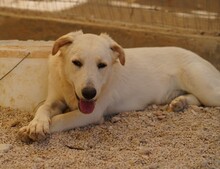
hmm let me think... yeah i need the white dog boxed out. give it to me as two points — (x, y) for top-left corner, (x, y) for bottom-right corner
(19, 31), (220, 142)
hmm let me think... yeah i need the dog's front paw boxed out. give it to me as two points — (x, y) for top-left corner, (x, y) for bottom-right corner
(18, 117), (50, 142)
(18, 126), (33, 143)
(169, 96), (187, 112)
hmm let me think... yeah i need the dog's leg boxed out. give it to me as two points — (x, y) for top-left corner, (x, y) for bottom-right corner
(50, 110), (104, 133)
(169, 94), (201, 112)
(18, 101), (66, 142)
(179, 61), (220, 107)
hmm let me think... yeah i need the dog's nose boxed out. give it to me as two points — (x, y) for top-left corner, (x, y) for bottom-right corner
(82, 87), (97, 100)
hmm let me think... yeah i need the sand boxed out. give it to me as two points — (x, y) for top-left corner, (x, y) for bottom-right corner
(0, 105), (219, 169)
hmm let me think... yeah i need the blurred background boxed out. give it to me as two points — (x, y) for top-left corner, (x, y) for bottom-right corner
(0, 0), (219, 34)
(0, 0), (219, 68)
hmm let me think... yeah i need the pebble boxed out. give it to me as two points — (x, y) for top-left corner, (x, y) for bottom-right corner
(9, 120), (20, 127)
(111, 116), (121, 123)
(191, 105), (201, 112)
(203, 107), (210, 111)
(148, 122), (155, 127)
(161, 105), (168, 111)
(148, 164), (160, 169)
(108, 126), (113, 131)
(35, 157), (44, 162)
(153, 111), (166, 120)
(191, 109), (198, 115)
(153, 111), (163, 116)
(138, 147), (152, 156)
(0, 144), (13, 153)
(152, 105), (158, 109)
(146, 112), (153, 118)
(157, 115), (166, 120)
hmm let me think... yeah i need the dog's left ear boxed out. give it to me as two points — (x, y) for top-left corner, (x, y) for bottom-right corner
(110, 44), (125, 66)
(52, 30), (83, 55)
(100, 33), (125, 65)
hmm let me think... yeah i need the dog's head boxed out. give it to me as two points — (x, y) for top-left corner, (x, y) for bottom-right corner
(52, 30), (125, 114)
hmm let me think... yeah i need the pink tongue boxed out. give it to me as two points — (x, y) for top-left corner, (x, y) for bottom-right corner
(79, 100), (95, 114)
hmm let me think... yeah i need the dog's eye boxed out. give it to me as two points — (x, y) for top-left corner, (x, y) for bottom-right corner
(97, 63), (107, 69)
(72, 60), (82, 67)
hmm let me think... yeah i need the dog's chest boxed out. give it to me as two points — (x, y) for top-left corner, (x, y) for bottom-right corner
(64, 94), (77, 110)
(61, 85), (78, 110)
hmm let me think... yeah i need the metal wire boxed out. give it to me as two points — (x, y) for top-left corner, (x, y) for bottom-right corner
(0, 0), (219, 33)
(0, 52), (30, 81)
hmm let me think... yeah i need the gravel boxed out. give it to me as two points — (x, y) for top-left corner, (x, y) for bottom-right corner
(0, 105), (219, 169)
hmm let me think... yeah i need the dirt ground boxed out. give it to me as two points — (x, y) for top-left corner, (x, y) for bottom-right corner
(0, 105), (219, 169)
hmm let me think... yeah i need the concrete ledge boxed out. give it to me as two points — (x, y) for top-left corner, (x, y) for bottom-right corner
(0, 41), (53, 111)
(0, 40), (53, 58)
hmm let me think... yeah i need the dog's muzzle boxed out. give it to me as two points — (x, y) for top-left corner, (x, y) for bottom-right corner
(75, 87), (97, 114)
(82, 87), (97, 100)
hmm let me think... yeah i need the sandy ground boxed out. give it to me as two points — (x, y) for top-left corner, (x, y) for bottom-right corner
(0, 105), (219, 169)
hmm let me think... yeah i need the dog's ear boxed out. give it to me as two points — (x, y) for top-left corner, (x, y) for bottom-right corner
(100, 33), (125, 65)
(110, 45), (125, 65)
(52, 30), (83, 55)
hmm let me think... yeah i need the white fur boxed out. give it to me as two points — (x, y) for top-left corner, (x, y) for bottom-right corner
(18, 31), (220, 142)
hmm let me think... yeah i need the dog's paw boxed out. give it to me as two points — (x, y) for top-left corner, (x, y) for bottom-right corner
(18, 117), (50, 142)
(169, 96), (188, 112)
(18, 126), (33, 143)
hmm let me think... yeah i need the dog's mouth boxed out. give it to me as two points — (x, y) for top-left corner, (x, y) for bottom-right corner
(75, 93), (96, 114)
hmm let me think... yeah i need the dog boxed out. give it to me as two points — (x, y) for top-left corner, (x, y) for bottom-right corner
(18, 30), (220, 142)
